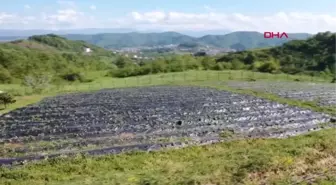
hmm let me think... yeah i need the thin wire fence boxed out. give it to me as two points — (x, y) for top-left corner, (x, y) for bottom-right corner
(2, 70), (333, 96)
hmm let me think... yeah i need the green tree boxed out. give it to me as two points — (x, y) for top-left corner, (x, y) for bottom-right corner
(0, 92), (16, 109)
(115, 57), (128, 68)
(244, 52), (256, 64)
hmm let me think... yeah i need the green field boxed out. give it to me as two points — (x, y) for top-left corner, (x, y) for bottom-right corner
(0, 70), (335, 185)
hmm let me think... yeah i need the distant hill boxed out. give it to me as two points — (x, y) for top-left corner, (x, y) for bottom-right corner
(0, 36), (26, 42)
(217, 31), (335, 75)
(199, 31), (312, 50)
(0, 31), (313, 50)
(26, 34), (113, 56)
(64, 32), (196, 49)
(63, 31), (312, 49)
(0, 29), (229, 37)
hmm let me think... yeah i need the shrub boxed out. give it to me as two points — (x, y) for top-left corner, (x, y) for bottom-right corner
(331, 77), (336, 83)
(22, 74), (52, 93)
(60, 71), (93, 83)
(150, 60), (167, 73)
(257, 60), (280, 73)
(0, 92), (16, 109)
(231, 59), (246, 70)
(201, 57), (216, 70)
(212, 63), (224, 71)
(0, 67), (13, 84)
(61, 72), (84, 82)
(222, 62), (233, 69)
(250, 61), (263, 71)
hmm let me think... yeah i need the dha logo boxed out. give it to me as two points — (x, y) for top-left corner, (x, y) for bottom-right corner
(264, 32), (289, 39)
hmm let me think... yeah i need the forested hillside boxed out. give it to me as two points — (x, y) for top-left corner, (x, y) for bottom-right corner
(0, 35), (116, 84)
(64, 31), (311, 49)
(105, 32), (335, 78)
(217, 31), (335, 75)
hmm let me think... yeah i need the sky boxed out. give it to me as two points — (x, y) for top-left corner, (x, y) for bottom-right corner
(0, 0), (336, 33)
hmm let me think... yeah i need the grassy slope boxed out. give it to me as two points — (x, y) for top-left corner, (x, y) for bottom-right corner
(0, 70), (335, 185)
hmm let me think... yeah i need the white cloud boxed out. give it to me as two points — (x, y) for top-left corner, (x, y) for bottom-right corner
(204, 5), (215, 12)
(0, 9), (335, 33)
(0, 12), (17, 24)
(90, 5), (96, 10)
(24, 5), (31, 9)
(57, 1), (75, 8)
(124, 11), (336, 33)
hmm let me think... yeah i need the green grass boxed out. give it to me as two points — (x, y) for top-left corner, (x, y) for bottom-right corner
(1, 70), (335, 185)
(0, 129), (335, 185)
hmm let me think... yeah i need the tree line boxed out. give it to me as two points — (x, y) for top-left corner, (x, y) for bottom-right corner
(1, 32), (334, 84)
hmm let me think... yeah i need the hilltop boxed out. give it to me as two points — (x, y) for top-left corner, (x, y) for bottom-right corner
(0, 34), (115, 84)
(63, 31), (311, 49)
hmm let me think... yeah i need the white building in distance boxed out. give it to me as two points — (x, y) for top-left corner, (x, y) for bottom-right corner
(84, 47), (92, 53)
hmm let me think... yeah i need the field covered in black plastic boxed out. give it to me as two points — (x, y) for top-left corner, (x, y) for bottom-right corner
(227, 81), (336, 107)
(0, 86), (333, 165)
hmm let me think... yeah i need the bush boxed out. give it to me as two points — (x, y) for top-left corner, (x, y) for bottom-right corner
(0, 67), (13, 83)
(331, 77), (336, 83)
(231, 59), (246, 70)
(109, 65), (143, 78)
(60, 71), (93, 83)
(150, 60), (167, 73)
(201, 57), (216, 70)
(257, 60), (280, 73)
(222, 62), (233, 69)
(22, 74), (52, 93)
(61, 72), (84, 82)
(211, 63), (222, 70)
(0, 92), (16, 109)
(250, 61), (263, 71)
